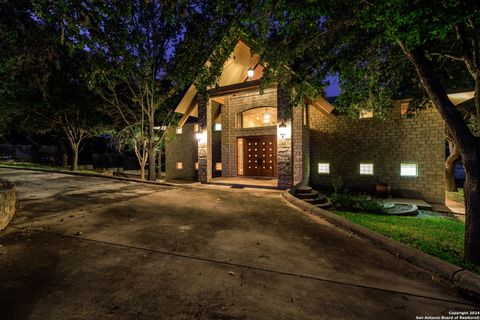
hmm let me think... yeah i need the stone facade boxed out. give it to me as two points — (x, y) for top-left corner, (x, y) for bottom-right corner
(0, 179), (16, 231)
(165, 123), (198, 181)
(221, 86), (278, 178)
(308, 105), (445, 203)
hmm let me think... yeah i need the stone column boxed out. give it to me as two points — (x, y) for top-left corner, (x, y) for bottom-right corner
(197, 95), (212, 183)
(277, 84), (293, 189)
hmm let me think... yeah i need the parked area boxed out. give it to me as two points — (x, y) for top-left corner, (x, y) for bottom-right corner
(0, 169), (477, 319)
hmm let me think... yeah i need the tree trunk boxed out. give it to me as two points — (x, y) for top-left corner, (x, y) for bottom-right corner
(148, 147), (156, 181)
(445, 138), (460, 192)
(58, 140), (68, 169)
(157, 147), (162, 179)
(140, 164), (145, 180)
(398, 43), (480, 263)
(71, 144), (78, 172)
(463, 148), (480, 263)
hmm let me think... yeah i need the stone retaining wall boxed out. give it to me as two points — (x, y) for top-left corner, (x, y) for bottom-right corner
(0, 179), (16, 231)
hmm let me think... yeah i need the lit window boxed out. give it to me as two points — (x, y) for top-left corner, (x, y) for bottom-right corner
(176, 162), (183, 169)
(400, 102), (409, 116)
(194, 162), (199, 170)
(237, 107), (277, 128)
(359, 163), (374, 175)
(318, 163), (330, 174)
(214, 123), (222, 131)
(176, 127), (182, 134)
(215, 162), (222, 171)
(401, 163), (418, 177)
(359, 111), (373, 119)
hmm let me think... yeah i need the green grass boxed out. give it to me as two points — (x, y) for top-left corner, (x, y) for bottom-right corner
(447, 188), (464, 203)
(335, 211), (480, 274)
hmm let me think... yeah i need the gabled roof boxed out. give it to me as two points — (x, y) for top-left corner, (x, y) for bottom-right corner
(174, 40), (335, 126)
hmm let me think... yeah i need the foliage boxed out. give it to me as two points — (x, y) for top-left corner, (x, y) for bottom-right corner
(330, 178), (385, 214)
(336, 211), (480, 274)
(447, 188), (465, 204)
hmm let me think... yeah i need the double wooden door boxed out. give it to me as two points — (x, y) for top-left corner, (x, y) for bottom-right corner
(242, 135), (276, 177)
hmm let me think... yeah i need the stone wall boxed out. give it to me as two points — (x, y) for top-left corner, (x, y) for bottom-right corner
(221, 86), (278, 177)
(0, 179), (16, 231)
(165, 123), (198, 181)
(309, 105), (446, 203)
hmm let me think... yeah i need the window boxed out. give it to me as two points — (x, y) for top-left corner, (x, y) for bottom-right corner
(176, 127), (183, 134)
(214, 123), (222, 131)
(401, 163), (418, 177)
(237, 107), (277, 128)
(359, 163), (374, 175)
(318, 163), (330, 174)
(215, 162), (222, 171)
(359, 111), (373, 119)
(176, 162), (183, 169)
(194, 162), (199, 170)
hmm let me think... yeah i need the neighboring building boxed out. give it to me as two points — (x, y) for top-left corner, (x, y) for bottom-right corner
(166, 40), (474, 204)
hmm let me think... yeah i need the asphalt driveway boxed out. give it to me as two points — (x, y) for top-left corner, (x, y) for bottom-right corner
(0, 168), (477, 319)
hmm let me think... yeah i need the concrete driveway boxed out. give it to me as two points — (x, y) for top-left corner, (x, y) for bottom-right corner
(0, 168), (477, 319)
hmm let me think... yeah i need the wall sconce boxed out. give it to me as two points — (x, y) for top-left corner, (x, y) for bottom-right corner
(247, 68), (254, 79)
(195, 125), (204, 142)
(278, 120), (288, 139)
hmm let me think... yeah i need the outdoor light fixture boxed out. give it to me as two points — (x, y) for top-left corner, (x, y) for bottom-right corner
(262, 108), (272, 124)
(195, 125), (204, 142)
(278, 120), (288, 139)
(247, 67), (255, 79)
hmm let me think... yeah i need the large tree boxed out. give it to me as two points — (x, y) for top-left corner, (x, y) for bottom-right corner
(226, 0), (480, 263)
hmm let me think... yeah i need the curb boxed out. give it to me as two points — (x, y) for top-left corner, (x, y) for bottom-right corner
(0, 165), (200, 188)
(282, 190), (480, 299)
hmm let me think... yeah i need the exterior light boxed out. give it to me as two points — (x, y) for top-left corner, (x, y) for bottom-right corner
(262, 109), (272, 124)
(247, 68), (254, 79)
(195, 125), (204, 142)
(278, 120), (287, 139)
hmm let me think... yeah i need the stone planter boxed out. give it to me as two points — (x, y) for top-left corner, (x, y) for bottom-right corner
(0, 179), (16, 231)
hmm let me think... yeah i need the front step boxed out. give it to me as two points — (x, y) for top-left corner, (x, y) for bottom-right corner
(296, 186), (313, 194)
(295, 191), (320, 199)
(304, 194), (328, 204)
(316, 200), (333, 209)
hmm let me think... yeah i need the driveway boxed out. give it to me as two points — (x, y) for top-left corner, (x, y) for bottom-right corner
(0, 168), (476, 319)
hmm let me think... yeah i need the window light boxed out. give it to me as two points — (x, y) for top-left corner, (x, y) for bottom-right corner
(359, 111), (374, 119)
(359, 163), (374, 175)
(318, 163), (330, 174)
(176, 162), (183, 169)
(401, 163), (418, 177)
(176, 127), (182, 134)
(194, 162), (199, 170)
(214, 123), (222, 131)
(215, 162), (222, 171)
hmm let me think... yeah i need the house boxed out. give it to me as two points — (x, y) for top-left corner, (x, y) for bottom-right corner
(165, 40), (474, 204)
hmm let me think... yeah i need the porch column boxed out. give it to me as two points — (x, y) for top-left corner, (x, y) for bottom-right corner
(277, 83), (293, 189)
(198, 95), (213, 183)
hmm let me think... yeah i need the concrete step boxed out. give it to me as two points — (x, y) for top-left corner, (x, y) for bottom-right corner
(295, 191), (320, 199)
(304, 195), (328, 204)
(316, 200), (333, 209)
(296, 186), (313, 194)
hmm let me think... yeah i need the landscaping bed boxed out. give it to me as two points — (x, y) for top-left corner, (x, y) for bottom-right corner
(335, 210), (480, 274)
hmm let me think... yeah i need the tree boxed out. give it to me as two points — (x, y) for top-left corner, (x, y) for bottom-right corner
(35, 1), (187, 180)
(223, 0), (480, 263)
(0, 0), (106, 171)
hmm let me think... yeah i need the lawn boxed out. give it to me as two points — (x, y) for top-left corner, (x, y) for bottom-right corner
(335, 211), (480, 274)
(0, 161), (98, 174)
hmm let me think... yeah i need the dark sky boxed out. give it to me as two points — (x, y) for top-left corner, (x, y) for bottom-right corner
(325, 75), (340, 97)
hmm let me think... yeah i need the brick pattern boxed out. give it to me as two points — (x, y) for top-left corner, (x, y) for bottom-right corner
(308, 106), (446, 203)
(165, 124), (198, 181)
(221, 86), (278, 177)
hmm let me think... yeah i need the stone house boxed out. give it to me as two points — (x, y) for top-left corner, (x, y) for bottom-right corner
(165, 40), (474, 204)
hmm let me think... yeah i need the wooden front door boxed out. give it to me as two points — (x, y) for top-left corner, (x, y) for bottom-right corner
(242, 135), (276, 177)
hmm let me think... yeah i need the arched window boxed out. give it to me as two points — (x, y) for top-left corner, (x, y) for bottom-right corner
(237, 107), (277, 129)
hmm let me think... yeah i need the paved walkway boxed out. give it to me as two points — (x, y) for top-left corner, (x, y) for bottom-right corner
(0, 169), (477, 319)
